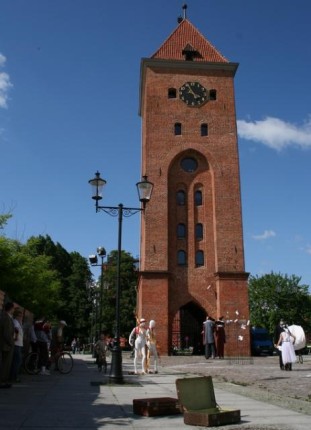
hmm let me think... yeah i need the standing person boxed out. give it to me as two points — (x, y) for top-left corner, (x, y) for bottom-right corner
(50, 320), (67, 357)
(146, 320), (159, 374)
(34, 317), (50, 375)
(76, 338), (80, 353)
(215, 316), (226, 359)
(71, 338), (77, 354)
(202, 314), (215, 359)
(275, 325), (296, 371)
(0, 302), (15, 388)
(10, 308), (24, 383)
(129, 318), (147, 374)
(27, 319), (38, 353)
(274, 319), (285, 370)
(94, 333), (107, 373)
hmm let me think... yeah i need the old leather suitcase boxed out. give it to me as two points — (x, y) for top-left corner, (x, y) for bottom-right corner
(133, 397), (181, 417)
(176, 376), (240, 427)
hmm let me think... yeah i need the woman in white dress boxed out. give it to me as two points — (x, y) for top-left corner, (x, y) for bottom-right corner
(129, 318), (147, 374)
(275, 326), (296, 371)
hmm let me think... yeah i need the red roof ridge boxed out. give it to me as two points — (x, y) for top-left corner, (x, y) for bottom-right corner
(151, 18), (228, 63)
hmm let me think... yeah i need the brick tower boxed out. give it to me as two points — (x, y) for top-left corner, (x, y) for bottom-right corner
(137, 16), (250, 357)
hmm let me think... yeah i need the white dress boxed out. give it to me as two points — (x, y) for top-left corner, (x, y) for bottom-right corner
(280, 331), (296, 365)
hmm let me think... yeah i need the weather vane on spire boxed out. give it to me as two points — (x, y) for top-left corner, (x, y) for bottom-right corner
(178, 3), (188, 23)
(183, 3), (188, 19)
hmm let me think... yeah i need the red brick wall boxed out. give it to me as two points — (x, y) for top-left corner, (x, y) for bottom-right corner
(138, 61), (250, 356)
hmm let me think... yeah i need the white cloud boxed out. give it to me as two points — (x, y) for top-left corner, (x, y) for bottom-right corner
(237, 116), (311, 151)
(305, 245), (311, 255)
(252, 230), (276, 241)
(0, 53), (12, 109)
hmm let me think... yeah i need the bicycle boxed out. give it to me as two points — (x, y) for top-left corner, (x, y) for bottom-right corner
(24, 350), (74, 375)
(24, 351), (40, 375)
(50, 350), (74, 374)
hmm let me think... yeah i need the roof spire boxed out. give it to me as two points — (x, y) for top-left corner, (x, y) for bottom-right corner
(182, 3), (188, 19)
(177, 3), (188, 23)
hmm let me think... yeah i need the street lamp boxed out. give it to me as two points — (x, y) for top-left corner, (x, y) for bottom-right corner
(88, 171), (153, 384)
(89, 246), (106, 335)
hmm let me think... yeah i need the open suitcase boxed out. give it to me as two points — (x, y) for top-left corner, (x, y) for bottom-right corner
(176, 376), (241, 427)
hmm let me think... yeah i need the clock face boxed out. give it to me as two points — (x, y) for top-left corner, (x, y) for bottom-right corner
(179, 82), (208, 107)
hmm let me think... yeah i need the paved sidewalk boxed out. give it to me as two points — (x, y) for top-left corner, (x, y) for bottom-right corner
(0, 353), (310, 429)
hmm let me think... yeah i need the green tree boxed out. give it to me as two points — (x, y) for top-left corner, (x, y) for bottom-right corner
(0, 212), (12, 230)
(0, 235), (61, 317)
(98, 250), (138, 339)
(248, 272), (311, 335)
(25, 235), (93, 342)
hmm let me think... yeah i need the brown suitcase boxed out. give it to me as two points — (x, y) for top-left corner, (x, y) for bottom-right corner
(133, 397), (181, 417)
(176, 376), (241, 427)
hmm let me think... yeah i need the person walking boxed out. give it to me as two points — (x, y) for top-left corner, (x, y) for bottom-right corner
(0, 302), (15, 388)
(146, 320), (159, 374)
(274, 319), (285, 370)
(10, 308), (24, 383)
(202, 314), (215, 359)
(129, 318), (147, 374)
(94, 333), (107, 373)
(34, 317), (50, 375)
(275, 324), (296, 371)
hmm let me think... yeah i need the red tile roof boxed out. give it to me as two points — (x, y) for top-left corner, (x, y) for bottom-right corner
(152, 19), (228, 63)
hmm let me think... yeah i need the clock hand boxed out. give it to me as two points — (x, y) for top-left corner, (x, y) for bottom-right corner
(185, 83), (200, 98)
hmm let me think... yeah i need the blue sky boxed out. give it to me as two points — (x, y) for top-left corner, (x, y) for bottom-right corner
(1, 0), (311, 287)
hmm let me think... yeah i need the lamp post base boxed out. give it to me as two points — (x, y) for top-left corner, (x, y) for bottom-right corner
(109, 341), (124, 384)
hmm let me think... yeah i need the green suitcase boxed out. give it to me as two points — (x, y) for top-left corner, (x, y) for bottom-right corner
(176, 376), (241, 427)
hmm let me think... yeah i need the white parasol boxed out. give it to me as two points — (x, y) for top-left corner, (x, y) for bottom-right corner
(288, 325), (306, 351)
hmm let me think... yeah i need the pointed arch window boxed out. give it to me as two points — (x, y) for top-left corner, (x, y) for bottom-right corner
(177, 190), (186, 206)
(195, 223), (203, 240)
(194, 190), (202, 206)
(177, 223), (186, 239)
(174, 122), (182, 135)
(178, 250), (187, 266)
(195, 250), (204, 267)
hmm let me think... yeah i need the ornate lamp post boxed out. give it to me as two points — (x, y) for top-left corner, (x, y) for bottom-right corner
(88, 171), (153, 384)
(89, 246), (106, 336)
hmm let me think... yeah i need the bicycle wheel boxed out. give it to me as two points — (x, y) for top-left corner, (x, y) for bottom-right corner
(57, 352), (73, 374)
(24, 352), (40, 375)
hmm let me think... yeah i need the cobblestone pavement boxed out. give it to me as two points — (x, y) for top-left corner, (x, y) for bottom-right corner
(159, 354), (311, 416)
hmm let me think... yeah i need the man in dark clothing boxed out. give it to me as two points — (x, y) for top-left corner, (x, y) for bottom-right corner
(0, 302), (15, 388)
(203, 315), (215, 359)
(274, 319), (285, 370)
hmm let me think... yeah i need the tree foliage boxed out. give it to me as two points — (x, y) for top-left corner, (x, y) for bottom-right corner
(95, 250), (138, 339)
(0, 228), (93, 343)
(249, 272), (311, 335)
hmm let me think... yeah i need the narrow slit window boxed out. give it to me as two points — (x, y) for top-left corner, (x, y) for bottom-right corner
(210, 89), (217, 100)
(194, 190), (202, 206)
(177, 223), (186, 239)
(174, 122), (182, 135)
(195, 223), (203, 240)
(201, 123), (208, 136)
(178, 250), (187, 266)
(177, 190), (186, 206)
(195, 250), (204, 267)
(168, 88), (177, 98)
